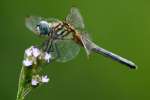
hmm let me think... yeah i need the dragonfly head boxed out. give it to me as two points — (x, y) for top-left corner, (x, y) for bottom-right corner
(36, 20), (51, 35)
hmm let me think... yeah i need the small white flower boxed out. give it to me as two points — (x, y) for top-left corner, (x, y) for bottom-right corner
(25, 46), (41, 58)
(44, 52), (51, 63)
(31, 79), (39, 86)
(23, 58), (33, 66)
(25, 48), (32, 57)
(41, 75), (49, 83)
(32, 47), (40, 57)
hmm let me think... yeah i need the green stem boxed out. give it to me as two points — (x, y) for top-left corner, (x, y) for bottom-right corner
(16, 66), (25, 100)
(16, 64), (39, 100)
(16, 66), (32, 100)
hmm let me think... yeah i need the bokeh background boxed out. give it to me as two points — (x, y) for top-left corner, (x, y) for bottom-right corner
(0, 0), (149, 100)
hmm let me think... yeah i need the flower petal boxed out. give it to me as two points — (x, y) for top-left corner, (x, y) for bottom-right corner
(32, 47), (41, 57)
(41, 75), (49, 83)
(25, 48), (32, 57)
(23, 59), (33, 67)
(44, 52), (51, 63)
(31, 79), (39, 86)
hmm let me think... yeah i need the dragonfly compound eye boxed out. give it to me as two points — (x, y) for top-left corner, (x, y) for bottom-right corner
(37, 20), (50, 35)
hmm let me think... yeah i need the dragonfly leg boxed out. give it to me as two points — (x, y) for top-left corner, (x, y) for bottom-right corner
(38, 40), (48, 51)
(46, 41), (54, 53)
(41, 39), (50, 52)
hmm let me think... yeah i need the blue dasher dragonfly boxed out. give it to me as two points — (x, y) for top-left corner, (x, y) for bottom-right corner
(25, 7), (137, 69)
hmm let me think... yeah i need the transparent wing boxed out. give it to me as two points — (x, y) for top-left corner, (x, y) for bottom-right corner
(66, 7), (85, 29)
(80, 32), (94, 56)
(25, 16), (42, 35)
(45, 17), (60, 23)
(25, 16), (60, 35)
(52, 39), (80, 63)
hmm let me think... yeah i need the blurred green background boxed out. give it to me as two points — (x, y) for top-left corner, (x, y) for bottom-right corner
(0, 0), (149, 100)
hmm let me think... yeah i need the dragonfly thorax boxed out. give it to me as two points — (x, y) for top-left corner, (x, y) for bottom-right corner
(51, 21), (76, 40)
(37, 20), (52, 35)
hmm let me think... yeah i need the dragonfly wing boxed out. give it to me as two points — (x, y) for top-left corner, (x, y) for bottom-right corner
(45, 17), (60, 23)
(53, 39), (80, 63)
(25, 16), (60, 35)
(25, 16), (42, 35)
(66, 7), (85, 30)
(79, 32), (95, 56)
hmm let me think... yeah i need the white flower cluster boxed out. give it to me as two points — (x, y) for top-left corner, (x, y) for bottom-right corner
(22, 46), (52, 67)
(31, 75), (50, 86)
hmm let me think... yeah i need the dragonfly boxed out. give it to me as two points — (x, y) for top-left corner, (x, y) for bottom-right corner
(25, 7), (137, 69)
